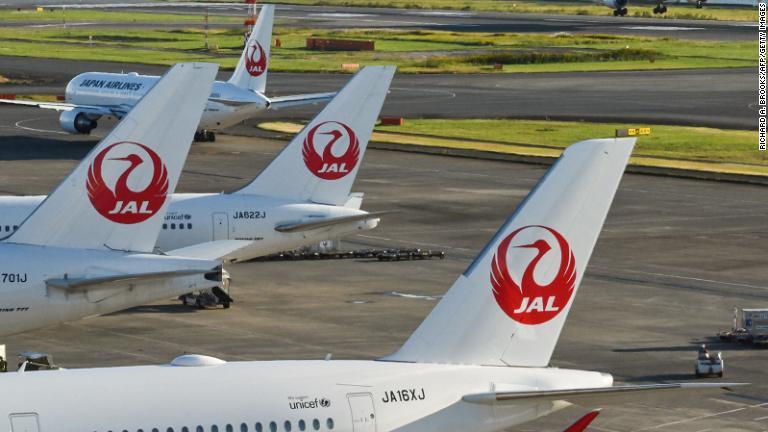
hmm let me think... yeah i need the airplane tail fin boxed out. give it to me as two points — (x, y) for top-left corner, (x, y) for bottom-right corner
(228, 4), (274, 93)
(232, 65), (395, 206)
(383, 138), (635, 367)
(7, 63), (218, 252)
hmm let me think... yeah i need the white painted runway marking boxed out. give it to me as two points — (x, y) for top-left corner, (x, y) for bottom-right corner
(619, 268), (768, 291)
(28, 22), (96, 28)
(631, 402), (768, 431)
(622, 26), (705, 31)
(14, 118), (69, 135)
(310, 13), (372, 18)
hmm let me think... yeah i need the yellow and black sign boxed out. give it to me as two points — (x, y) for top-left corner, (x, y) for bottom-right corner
(615, 127), (651, 137)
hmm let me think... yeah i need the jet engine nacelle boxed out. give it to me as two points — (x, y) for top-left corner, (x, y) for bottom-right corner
(59, 110), (98, 134)
(602, 0), (629, 9)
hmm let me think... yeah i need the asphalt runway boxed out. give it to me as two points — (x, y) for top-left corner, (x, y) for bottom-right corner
(0, 57), (756, 129)
(0, 124), (766, 431)
(3, 2), (755, 41)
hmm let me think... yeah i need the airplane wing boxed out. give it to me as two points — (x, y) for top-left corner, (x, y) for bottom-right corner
(165, 240), (254, 261)
(267, 92), (336, 110)
(0, 98), (128, 117)
(462, 382), (748, 405)
(274, 211), (389, 233)
(46, 268), (215, 292)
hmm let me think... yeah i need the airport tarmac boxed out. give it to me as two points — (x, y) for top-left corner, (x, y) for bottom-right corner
(0, 56), (756, 129)
(0, 126), (766, 431)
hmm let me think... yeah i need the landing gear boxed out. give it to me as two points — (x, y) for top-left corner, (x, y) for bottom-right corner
(613, 7), (628, 16)
(193, 130), (216, 142)
(695, 0), (703, 8)
(653, 3), (667, 14)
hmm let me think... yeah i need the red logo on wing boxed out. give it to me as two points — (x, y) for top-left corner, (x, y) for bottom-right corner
(490, 225), (577, 325)
(86, 141), (169, 224)
(302, 121), (360, 180)
(245, 41), (267, 77)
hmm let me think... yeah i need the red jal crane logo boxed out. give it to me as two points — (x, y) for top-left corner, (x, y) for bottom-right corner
(245, 41), (267, 77)
(490, 225), (577, 325)
(86, 141), (169, 224)
(302, 121), (360, 180)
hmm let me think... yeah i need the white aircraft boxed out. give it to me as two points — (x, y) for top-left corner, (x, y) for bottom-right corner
(0, 62), (251, 337)
(0, 66), (395, 266)
(0, 5), (334, 142)
(0, 137), (744, 431)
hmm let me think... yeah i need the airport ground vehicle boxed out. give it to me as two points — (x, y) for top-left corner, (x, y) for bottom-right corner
(695, 345), (724, 378)
(718, 307), (768, 346)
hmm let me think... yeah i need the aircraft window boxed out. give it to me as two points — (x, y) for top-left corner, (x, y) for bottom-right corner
(326, 419), (334, 430)
(182, 428), (189, 432)
(269, 422), (277, 432)
(138, 430), (144, 432)
(255, 423), (262, 432)
(226, 426), (233, 432)
(196, 427), (204, 432)
(179, 224), (185, 230)
(312, 419), (320, 431)
(188, 223), (193, 229)
(171, 223), (176, 229)
(212, 426), (219, 432)
(284, 421), (291, 432)
(240, 424), (248, 432)
(4, 226), (8, 232)
(152, 429), (159, 432)
(298, 420), (306, 431)
(12, 225), (17, 231)
(167, 428), (174, 432)
(163, 224), (168, 229)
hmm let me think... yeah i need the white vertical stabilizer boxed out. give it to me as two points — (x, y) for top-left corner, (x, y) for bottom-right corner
(233, 66), (395, 206)
(8, 63), (218, 252)
(228, 4), (274, 93)
(384, 138), (636, 367)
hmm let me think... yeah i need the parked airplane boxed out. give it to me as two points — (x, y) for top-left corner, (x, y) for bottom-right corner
(0, 5), (334, 142)
(0, 66), (394, 266)
(0, 62), (249, 337)
(0, 137), (744, 431)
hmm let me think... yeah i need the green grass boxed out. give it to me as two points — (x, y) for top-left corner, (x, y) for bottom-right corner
(375, 119), (764, 165)
(0, 27), (755, 73)
(255, 0), (759, 21)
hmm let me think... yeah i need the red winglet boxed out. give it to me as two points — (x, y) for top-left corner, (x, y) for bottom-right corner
(563, 409), (601, 432)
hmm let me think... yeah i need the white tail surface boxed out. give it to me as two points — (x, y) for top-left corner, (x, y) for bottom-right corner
(384, 138), (636, 367)
(228, 4), (274, 93)
(233, 65), (395, 206)
(8, 63), (218, 252)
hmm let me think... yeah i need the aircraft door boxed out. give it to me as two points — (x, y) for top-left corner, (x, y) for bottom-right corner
(10, 413), (40, 432)
(212, 212), (229, 240)
(347, 393), (377, 432)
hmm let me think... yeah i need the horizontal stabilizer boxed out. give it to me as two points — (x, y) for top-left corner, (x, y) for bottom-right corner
(46, 268), (213, 292)
(267, 92), (336, 110)
(274, 211), (390, 233)
(166, 240), (253, 261)
(0, 98), (126, 116)
(462, 382), (748, 405)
